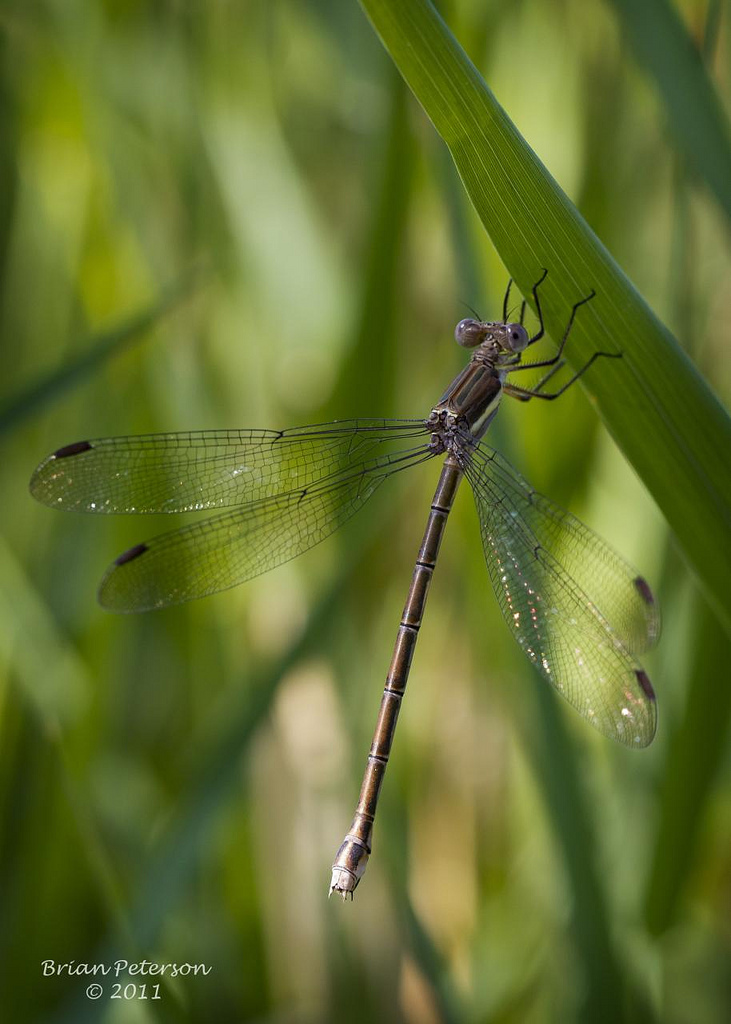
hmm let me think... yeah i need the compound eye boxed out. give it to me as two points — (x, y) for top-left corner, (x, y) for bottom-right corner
(506, 323), (528, 352)
(455, 319), (486, 348)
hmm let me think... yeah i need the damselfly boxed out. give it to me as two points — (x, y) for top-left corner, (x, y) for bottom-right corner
(30, 273), (660, 898)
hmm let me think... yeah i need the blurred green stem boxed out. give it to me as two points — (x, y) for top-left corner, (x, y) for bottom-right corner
(0, 265), (203, 436)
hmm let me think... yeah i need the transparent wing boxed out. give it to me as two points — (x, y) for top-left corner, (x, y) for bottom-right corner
(468, 445), (660, 655)
(99, 445), (434, 612)
(463, 444), (657, 747)
(30, 419), (430, 514)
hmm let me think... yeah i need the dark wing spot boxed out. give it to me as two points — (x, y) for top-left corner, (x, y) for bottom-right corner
(54, 441), (93, 459)
(633, 576), (655, 606)
(115, 543), (148, 566)
(635, 669), (655, 701)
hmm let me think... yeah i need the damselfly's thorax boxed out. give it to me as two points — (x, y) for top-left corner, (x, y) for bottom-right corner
(428, 317), (530, 442)
(430, 354), (504, 441)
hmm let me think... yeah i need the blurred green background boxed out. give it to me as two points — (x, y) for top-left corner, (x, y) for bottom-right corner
(1, 1), (730, 1021)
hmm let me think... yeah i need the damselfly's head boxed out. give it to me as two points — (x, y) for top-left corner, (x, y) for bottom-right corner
(455, 319), (529, 353)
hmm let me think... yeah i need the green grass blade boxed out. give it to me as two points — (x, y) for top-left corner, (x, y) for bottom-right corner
(358, 0), (731, 632)
(606, 0), (731, 224)
(644, 590), (731, 935)
(521, 681), (626, 1023)
(326, 70), (416, 418)
(0, 265), (203, 436)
